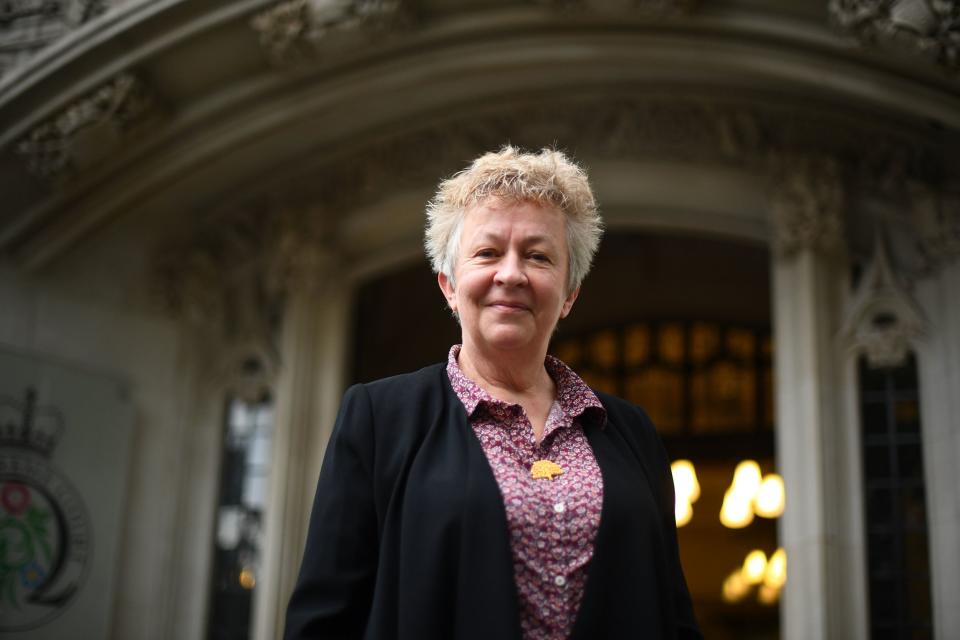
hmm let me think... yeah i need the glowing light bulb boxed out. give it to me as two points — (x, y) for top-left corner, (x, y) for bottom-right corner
(675, 496), (693, 527)
(722, 570), (748, 603)
(758, 583), (780, 605)
(764, 548), (787, 589)
(742, 550), (768, 585)
(239, 567), (256, 590)
(720, 488), (754, 528)
(732, 460), (762, 498)
(671, 460), (700, 503)
(755, 474), (785, 518)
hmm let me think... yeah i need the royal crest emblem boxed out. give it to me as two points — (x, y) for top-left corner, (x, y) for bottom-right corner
(0, 389), (92, 632)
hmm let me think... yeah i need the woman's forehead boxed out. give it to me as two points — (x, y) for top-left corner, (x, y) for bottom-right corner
(463, 199), (564, 230)
(461, 214), (565, 250)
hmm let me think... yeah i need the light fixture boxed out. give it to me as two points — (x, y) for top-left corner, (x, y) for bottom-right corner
(741, 550), (767, 585)
(671, 460), (700, 527)
(239, 567), (256, 590)
(722, 570), (749, 603)
(755, 474), (785, 518)
(758, 583), (779, 605)
(675, 496), (693, 527)
(671, 460), (700, 502)
(723, 548), (787, 606)
(721, 461), (786, 528)
(764, 548), (787, 589)
(720, 487), (754, 528)
(732, 460), (762, 496)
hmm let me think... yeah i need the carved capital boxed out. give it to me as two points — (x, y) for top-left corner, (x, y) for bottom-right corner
(154, 247), (227, 327)
(768, 154), (846, 258)
(829, 0), (960, 70)
(250, 0), (405, 65)
(14, 73), (153, 180)
(264, 206), (340, 295)
(153, 202), (340, 320)
(153, 203), (343, 397)
(909, 181), (960, 272)
(841, 234), (926, 369)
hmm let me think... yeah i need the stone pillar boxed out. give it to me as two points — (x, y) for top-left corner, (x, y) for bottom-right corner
(251, 244), (351, 640)
(912, 186), (960, 639)
(769, 155), (865, 639)
(154, 244), (286, 640)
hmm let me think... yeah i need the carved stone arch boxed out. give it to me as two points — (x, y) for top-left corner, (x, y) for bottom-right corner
(841, 232), (927, 369)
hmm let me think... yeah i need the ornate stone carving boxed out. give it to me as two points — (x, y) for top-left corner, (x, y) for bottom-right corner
(154, 246), (227, 327)
(841, 234), (926, 369)
(0, 0), (108, 77)
(260, 96), (788, 227)
(250, 0), (404, 65)
(829, 0), (960, 70)
(264, 205), (341, 295)
(909, 180), (960, 271)
(15, 73), (152, 179)
(156, 93), (948, 310)
(768, 154), (846, 258)
(153, 202), (340, 395)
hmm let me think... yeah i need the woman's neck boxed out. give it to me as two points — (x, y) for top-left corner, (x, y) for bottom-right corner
(457, 340), (553, 402)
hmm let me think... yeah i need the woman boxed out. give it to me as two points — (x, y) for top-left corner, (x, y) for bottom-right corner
(285, 147), (701, 640)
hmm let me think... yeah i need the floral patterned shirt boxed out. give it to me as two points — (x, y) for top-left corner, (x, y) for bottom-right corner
(446, 345), (606, 640)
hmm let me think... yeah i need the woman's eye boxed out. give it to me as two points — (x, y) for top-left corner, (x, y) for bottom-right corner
(529, 253), (550, 263)
(475, 249), (497, 258)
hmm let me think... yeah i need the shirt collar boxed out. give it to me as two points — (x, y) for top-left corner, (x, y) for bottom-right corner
(445, 344), (607, 428)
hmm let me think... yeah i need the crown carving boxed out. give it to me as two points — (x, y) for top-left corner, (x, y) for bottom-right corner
(0, 388), (65, 457)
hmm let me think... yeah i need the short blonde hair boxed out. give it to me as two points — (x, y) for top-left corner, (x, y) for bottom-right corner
(424, 145), (603, 293)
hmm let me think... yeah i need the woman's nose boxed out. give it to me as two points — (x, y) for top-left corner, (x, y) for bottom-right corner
(494, 252), (527, 286)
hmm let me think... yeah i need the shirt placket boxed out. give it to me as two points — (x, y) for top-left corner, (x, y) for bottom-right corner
(531, 405), (578, 635)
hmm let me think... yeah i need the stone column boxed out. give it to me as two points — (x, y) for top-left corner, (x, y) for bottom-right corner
(251, 243), (351, 640)
(154, 244), (286, 640)
(769, 155), (865, 639)
(912, 185), (960, 640)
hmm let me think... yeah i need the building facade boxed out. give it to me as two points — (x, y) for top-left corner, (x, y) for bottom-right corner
(1, 1), (958, 639)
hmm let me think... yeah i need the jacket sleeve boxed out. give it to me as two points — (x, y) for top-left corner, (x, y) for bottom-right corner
(284, 383), (379, 640)
(640, 407), (703, 640)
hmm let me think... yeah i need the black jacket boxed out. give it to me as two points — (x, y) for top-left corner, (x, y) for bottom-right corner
(285, 363), (701, 639)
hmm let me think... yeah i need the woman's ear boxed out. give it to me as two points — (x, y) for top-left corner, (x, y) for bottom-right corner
(559, 286), (580, 319)
(438, 271), (457, 314)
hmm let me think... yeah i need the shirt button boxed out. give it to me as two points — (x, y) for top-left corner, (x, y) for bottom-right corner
(554, 575), (567, 587)
(553, 502), (566, 514)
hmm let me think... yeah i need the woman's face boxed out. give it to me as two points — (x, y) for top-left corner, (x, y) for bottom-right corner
(438, 197), (579, 356)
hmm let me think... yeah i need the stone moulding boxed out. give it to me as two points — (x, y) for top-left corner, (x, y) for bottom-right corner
(0, 0), (109, 78)
(14, 72), (152, 180)
(249, 0), (404, 65)
(531, 0), (698, 13)
(829, 0), (960, 70)
(155, 94), (950, 280)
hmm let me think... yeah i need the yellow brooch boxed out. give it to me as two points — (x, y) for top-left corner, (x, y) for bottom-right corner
(530, 459), (564, 480)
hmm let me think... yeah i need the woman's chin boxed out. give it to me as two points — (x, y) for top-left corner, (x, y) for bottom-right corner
(474, 327), (542, 354)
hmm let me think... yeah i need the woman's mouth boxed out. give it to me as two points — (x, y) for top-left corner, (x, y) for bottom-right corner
(489, 301), (529, 312)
